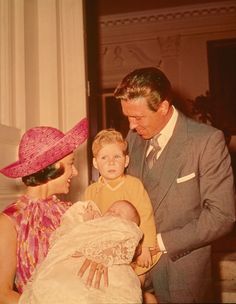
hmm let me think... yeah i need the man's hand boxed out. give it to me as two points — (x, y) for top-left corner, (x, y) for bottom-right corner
(77, 259), (108, 288)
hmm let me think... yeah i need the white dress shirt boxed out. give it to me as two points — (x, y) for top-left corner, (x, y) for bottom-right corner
(152, 106), (178, 252)
(146, 106), (178, 160)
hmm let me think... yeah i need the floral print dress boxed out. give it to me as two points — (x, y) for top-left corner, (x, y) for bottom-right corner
(3, 195), (72, 293)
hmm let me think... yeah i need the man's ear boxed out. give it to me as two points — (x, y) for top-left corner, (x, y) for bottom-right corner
(125, 155), (129, 168)
(159, 100), (170, 115)
(92, 158), (98, 169)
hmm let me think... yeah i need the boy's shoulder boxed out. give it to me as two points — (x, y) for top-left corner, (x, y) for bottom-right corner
(125, 174), (144, 186)
(85, 175), (144, 190)
(86, 180), (99, 189)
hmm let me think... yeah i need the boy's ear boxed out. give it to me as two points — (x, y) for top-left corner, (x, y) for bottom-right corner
(125, 155), (129, 168)
(92, 158), (98, 169)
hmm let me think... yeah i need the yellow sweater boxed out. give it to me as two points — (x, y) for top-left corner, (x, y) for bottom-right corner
(84, 175), (156, 247)
(84, 175), (161, 274)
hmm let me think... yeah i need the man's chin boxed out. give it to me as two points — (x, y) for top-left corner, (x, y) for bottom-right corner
(138, 133), (150, 140)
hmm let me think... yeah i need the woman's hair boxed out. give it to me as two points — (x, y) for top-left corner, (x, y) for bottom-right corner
(22, 163), (65, 186)
(114, 67), (172, 111)
(92, 129), (128, 157)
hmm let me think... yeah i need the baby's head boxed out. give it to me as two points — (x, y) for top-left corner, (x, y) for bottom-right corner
(104, 200), (140, 226)
(92, 129), (129, 181)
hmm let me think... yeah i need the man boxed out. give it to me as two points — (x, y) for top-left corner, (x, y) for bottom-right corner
(114, 67), (235, 303)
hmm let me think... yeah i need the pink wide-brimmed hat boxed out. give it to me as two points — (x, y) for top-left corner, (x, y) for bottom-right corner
(0, 117), (88, 178)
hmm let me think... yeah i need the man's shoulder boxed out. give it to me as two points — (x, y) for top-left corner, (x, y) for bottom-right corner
(185, 115), (221, 137)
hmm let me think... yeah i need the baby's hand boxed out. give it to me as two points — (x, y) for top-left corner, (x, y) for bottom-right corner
(136, 247), (152, 268)
(83, 203), (100, 221)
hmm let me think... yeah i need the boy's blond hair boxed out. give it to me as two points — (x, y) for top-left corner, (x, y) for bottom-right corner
(92, 129), (128, 157)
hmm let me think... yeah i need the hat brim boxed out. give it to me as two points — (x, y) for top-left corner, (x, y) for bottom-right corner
(0, 118), (88, 178)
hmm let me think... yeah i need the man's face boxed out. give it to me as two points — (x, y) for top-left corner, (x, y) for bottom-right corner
(121, 98), (170, 139)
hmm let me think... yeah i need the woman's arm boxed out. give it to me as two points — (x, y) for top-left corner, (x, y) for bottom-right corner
(0, 214), (19, 304)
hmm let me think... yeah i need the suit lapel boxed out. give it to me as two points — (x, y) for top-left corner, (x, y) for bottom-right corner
(152, 113), (190, 211)
(127, 114), (192, 211)
(127, 132), (149, 178)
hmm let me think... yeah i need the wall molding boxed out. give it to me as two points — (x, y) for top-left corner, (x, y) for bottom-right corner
(99, 1), (236, 89)
(100, 1), (236, 29)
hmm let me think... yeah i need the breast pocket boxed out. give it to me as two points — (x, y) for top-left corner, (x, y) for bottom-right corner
(175, 172), (201, 213)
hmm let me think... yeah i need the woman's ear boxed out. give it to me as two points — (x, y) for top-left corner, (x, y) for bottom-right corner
(54, 161), (61, 169)
(125, 155), (129, 168)
(92, 157), (98, 169)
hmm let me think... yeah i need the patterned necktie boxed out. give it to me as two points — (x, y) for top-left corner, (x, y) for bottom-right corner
(146, 135), (161, 169)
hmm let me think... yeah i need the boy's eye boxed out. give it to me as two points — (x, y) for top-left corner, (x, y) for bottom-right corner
(114, 155), (121, 159)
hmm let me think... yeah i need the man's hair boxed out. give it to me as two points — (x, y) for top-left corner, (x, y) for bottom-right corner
(92, 129), (128, 157)
(22, 163), (65, 186)
(114, 67), (172, 111)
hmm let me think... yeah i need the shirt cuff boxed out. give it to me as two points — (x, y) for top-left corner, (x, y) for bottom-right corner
(157, 233), (167, 253)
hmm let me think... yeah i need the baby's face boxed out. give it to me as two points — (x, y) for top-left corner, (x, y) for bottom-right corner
(104, 204), (127, 219)
(104, 201), (138, 224)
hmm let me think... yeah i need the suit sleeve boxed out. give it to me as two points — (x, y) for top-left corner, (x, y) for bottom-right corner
(162, 130), (235, 260)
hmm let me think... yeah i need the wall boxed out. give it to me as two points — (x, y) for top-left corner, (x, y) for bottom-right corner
(99, 0), (236, 101)
(0, 0), (88, 210)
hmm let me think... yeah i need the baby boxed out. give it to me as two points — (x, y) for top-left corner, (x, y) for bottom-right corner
(19, 200), (143, 304)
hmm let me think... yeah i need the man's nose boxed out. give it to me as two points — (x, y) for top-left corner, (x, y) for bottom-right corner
(129, 118), (138, 130)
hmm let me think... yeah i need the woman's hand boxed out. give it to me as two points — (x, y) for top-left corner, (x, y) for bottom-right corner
(77, 259), (108, 288)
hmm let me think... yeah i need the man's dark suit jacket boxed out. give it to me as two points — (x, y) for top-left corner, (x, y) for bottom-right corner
(127, 111), (235, 303)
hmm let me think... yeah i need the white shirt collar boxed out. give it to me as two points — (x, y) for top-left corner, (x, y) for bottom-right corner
(148, 106), (178, 155)
(159, 106), (178, 146)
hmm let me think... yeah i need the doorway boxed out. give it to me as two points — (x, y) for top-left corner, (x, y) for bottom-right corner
(207, 38), (236, 134)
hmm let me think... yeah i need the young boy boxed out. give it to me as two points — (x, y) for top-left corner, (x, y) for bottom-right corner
(84, 129), (161, 302)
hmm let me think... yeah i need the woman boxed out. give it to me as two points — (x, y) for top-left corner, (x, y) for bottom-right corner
(19, 200), (143, 304)
(0, 118), (88, 304)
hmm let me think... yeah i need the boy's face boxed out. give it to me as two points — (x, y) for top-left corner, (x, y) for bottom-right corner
(93, 143), (129, 181)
